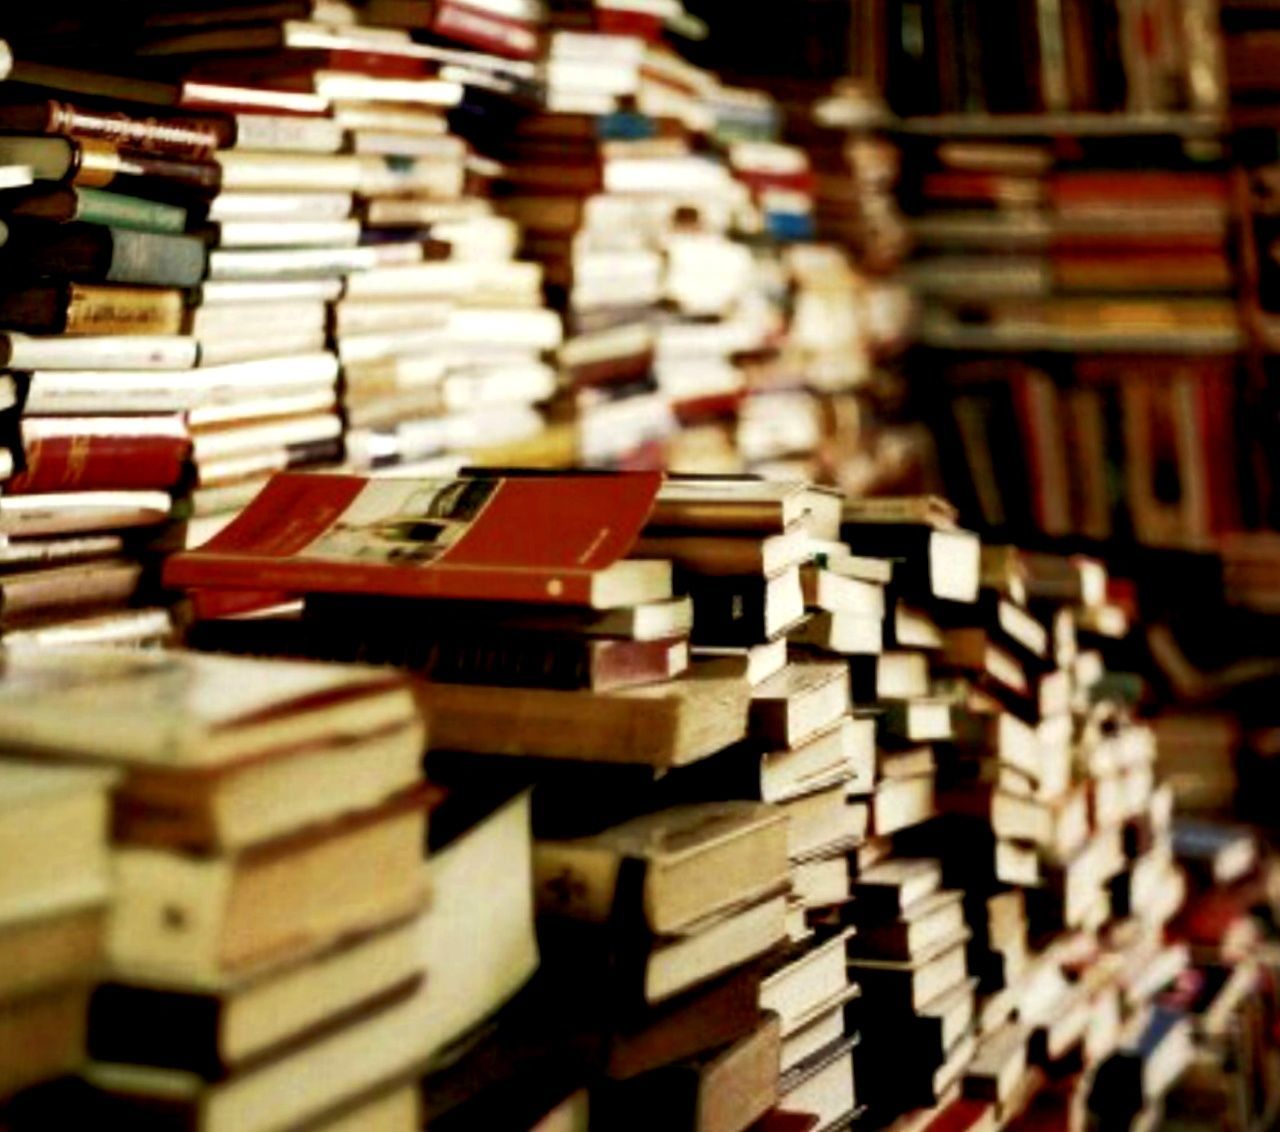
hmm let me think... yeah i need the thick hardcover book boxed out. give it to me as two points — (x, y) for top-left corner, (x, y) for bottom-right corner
(3, 223), (207, 288)
(9, 416), (190, 494)
(0, 645), (413, 768)
(87, 918), (423, 1079)
(9, 994), (428, 1132)
(592, 1012), (781, 1132)
(418, 665), (751, 768)
(0, 283), (186, 335)
(534, 802), (788, 936)
(0, 99), (224, 158)
(165, 471), (669, 609)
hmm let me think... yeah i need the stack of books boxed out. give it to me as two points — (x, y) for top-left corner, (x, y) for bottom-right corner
(859, 539), (1194, 1129)
(0, 86), (220, 645)
(142, 467), (1241, 1130)
(0, 647), (432, 1132)
(849, 858), (977, 1121)
(487, 2), (817, 472)
(0, 759), (115, 1108)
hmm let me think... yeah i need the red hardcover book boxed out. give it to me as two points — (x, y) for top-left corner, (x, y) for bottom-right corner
(9, 417), (191, 495)
(1048, 171), (1229, 208)
(595, 9), (665, 42)
(433, 0), (542, 60)
(164, 471), (669, 608)
(733, 170), (818, 197)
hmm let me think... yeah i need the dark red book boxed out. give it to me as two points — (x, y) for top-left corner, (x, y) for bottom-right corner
(164, 471), (669, 608)
(595, 9), (665, 42)
(1048, 171), (1230, 208)
(9, 417), (191, 494)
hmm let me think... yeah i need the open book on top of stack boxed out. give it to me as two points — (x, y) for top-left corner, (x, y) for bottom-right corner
(0, 646), (432, 1132)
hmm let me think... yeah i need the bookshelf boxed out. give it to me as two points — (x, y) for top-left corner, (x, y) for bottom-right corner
(866, 0), (1280, 572)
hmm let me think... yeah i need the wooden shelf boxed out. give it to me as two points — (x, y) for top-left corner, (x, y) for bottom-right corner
(916, 324), (1245, 355)
(888, 112), (1226, 138)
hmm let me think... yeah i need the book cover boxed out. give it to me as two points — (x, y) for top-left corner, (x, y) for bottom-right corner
(165, 471), (668, 609)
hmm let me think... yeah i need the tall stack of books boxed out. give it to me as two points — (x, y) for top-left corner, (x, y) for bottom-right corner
(487, 2), (819, 472)
(332, 2), (567, 474)
(0, 759), (115, 1112)
(0, 647), (432, 1132)
(852, 537), (1194, 1129)
(0, 63), (224, 645)
(0, 3), (577, 611)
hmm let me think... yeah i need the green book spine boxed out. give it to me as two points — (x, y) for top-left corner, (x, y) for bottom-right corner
(106, 229), (207, 288)
(75, 188), (187, 234)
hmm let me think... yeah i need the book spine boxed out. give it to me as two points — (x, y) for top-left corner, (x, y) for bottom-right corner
(433, 0), (542, 60)
(1, 559), (145, 622)
(44, 100), (224, 157)
(106, 230), (208, 288)
(8, 433), (190, 495)
(534, 841), (626, 923)
(226, 114), (343, 153)
(75, 188), (188, 234)
(88, 984), (225, 1079)
(75, 145), (223, 198)
(687, 576), (769, 647)
(66, 285), (187, 336)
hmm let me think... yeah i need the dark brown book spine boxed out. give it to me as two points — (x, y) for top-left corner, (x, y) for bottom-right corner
(74, 143), (222, 200)
(9, 99), (228, 157)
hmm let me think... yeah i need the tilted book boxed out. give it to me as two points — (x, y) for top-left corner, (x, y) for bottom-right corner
(164, 471), (670, 608)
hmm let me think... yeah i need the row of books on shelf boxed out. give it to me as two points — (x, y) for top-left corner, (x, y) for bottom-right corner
(930, 353), (1244, 552)
(875, 0), (1225, 120)
(897, 133), (1244, 356)
(1, 469), (1276, 1131)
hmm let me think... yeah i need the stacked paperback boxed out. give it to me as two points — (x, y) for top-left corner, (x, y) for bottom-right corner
(0, 647), (431, 1132)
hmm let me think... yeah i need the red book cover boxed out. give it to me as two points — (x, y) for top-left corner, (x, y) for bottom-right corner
(924, 1098), (997, 1132)
(163, 471), (664, 606)
(734, 169), (818, 197)
(1049, 171), (1229, 208)
(595, 9), (665, 42)
(432, 0), (542, 60)
(9, 421), (190, 495)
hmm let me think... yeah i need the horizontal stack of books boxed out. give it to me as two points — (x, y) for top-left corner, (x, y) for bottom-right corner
(874, 538), (1195, 1129)
(0, 467), (1254, 1131)
(0, 4), (574, 516)
(0, 647), (432, 1132)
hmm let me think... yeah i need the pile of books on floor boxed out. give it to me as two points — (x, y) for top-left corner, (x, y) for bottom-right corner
(0, 468), (1255, 1131)
(0, 646), (434, 1131)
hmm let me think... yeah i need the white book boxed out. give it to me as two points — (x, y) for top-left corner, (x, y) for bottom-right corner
(207, 191), (354, 223)
(0, 333), (198, 371)
(215, 219), (362, 249)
